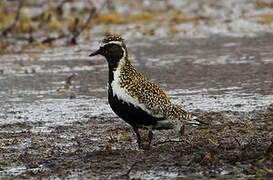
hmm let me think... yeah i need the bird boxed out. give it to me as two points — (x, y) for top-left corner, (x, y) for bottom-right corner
(89, 34), (206, 149)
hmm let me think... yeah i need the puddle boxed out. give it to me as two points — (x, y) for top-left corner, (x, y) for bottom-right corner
(168, 87), (273, 112)
(3, 166), (27, 176)
(0, 98), (112, 126)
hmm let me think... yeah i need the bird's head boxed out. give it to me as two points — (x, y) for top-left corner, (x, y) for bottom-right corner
(89, 34), (128, 67)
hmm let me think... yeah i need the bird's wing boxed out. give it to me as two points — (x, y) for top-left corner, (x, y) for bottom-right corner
(122, 76), (207, 124)
(124, 77), (172, 118)
(119, 64), (189, 120)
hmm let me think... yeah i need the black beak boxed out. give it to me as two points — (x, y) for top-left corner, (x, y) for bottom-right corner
(89, 49), (100, 56)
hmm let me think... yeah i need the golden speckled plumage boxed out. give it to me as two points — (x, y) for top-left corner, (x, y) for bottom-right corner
(102, 34), (124, 44)
(118, 60), (192, 121)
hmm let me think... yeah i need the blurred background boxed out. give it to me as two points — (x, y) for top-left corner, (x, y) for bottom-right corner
(1, 0), (273, 52)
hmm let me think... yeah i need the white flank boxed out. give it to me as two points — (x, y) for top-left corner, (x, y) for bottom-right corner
(109, 43), (165, 120)
(111, 57), (155, 116)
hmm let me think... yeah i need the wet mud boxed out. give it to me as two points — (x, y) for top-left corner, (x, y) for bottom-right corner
(0, 34), (273, 179)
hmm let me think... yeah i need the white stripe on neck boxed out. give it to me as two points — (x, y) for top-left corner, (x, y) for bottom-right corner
(110, 58), (163, 118)
(101, 41), (123, 47)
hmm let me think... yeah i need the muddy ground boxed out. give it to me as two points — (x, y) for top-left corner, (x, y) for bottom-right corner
(0, 0), (273, 179)
(0, 34), (273, 179)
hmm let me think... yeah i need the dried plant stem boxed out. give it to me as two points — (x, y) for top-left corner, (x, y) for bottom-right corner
(1, 0), (24, 37)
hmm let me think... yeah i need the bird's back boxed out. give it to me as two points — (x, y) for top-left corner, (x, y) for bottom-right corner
(112, 61), (192, 122)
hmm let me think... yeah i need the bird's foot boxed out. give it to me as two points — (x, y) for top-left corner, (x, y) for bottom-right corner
(148, 130), (153, 146)
(138, 143), (151, 150)
(137, 130), (153, 150)
(137, 139), (151, 150)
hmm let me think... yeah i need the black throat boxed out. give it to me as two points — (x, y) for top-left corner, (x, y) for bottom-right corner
(106, 56), (122, 85)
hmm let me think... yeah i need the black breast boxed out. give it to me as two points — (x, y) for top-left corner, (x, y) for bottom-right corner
(108, 93), (165, 128)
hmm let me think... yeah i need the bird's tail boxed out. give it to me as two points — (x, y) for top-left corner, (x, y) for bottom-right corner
(173, 105), (208, 125)
(185, 114), (208, 125)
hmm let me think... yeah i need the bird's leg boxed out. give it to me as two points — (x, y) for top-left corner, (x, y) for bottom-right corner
(133, 126), (142, 149)
(180, 124), (186, 136)
(148, 130), (153, 147)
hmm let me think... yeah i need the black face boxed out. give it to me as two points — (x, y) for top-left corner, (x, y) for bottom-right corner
(89, 43), (124, 60)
